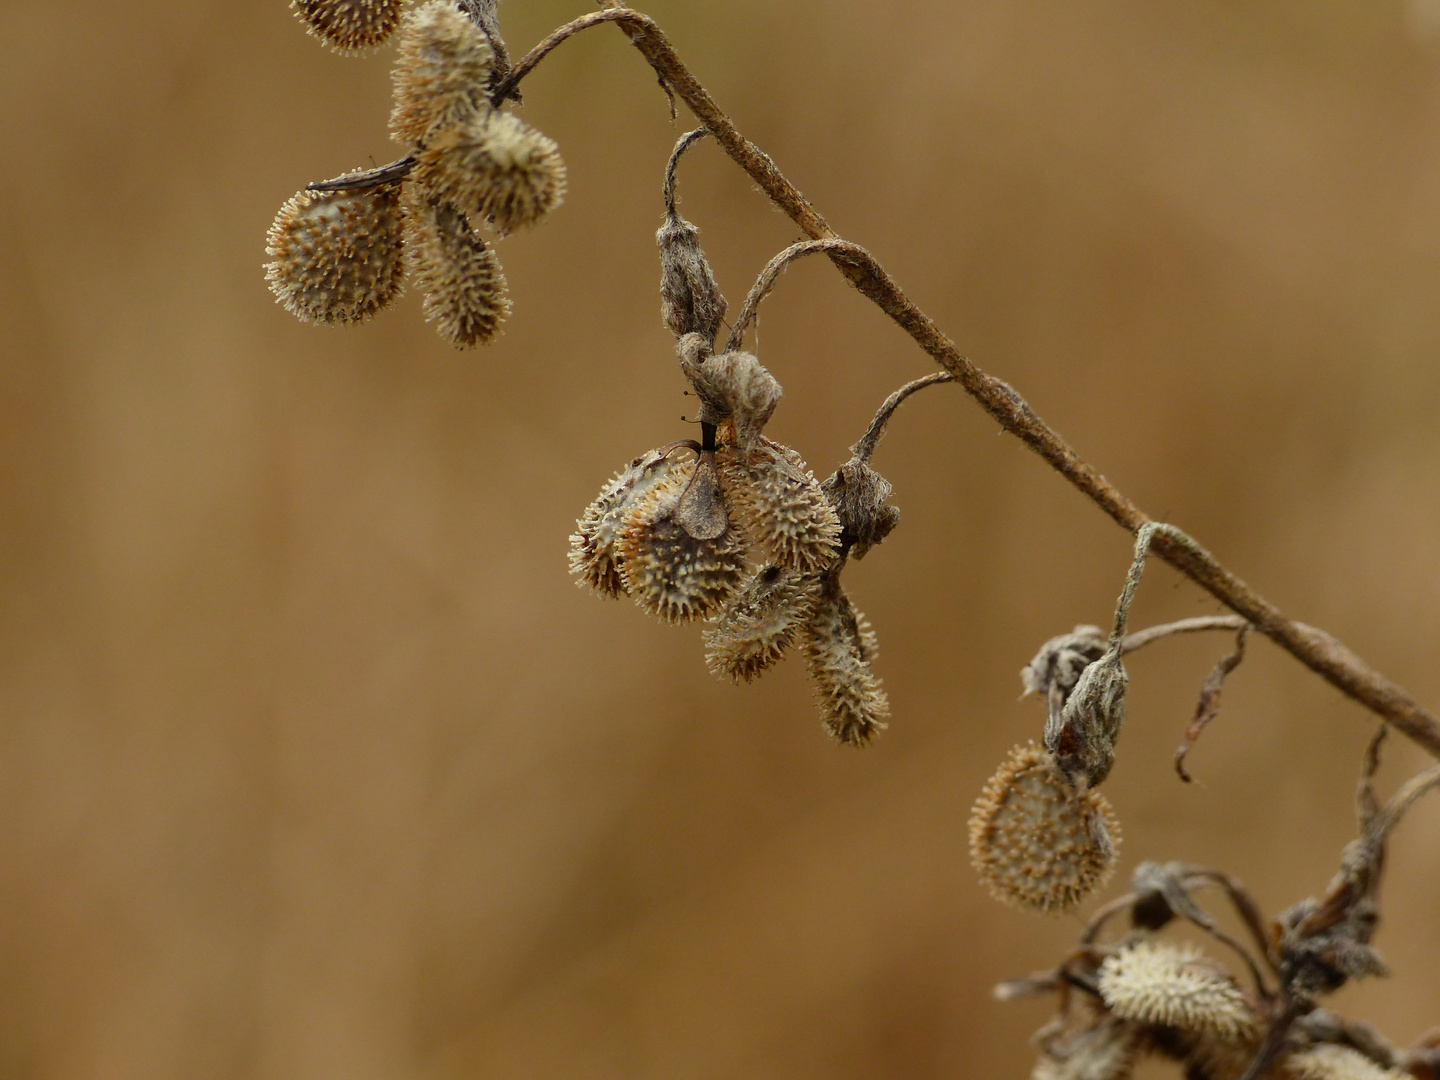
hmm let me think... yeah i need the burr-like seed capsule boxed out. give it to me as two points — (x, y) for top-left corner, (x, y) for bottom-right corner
(414, 110), (566, 234)
(265, 183), (405, 326)
(657, 211), (727, 342)
(569, 449), (678, 599)
(802, 576), (889, 746)
(403, 190), (511, 347)
(717, 438), (842, 575)
(704, 565), (820, 683)
(291, 0), (404, 52)
(968, 743), (1119, 914)
(390, 0), (495, 145)
(1099, 942), (1261, 1040)
(1284, 1046), (1411, 1080)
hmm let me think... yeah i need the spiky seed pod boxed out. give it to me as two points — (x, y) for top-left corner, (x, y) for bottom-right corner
(265, 183), (405, 326)
(968, 742), (1119, 914)
(658, 211), (727, 342)
(403, 189), (511, 347)
(569, 449), (678, 599)
(414, 110), (566, 233)
(616, 459), (747, 623)
(819, 457), (900, 559)
(1099, 942), (1261, 1040)
(716, 438), (842, 574)
(1284, 1047), (1411, 1080)
(679, 349), (783, 453)
(291, 0), (404, 52)
(1031, 1017), (1141, 1080)
(704, 566), (820, 683)
(802, 575), (889, 746)
(390, 0), (494, 145)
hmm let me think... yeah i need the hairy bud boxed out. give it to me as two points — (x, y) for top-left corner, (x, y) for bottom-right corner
(680, 349), (783, 453)
(403, 191), (511, 347)
(819, 457), (901, 559)
(390, 0), (495, 145)
(265, 183), (404, 326)
(291, 0), (404, 52)
(415, 110), (567, 234)
(716, 438), (841, 574)
(802, 575), (889, 746)
(657, 210), (727, 342)
(569, 449), (678, 599)
(1099, 942), (1260, 1040)
(703, 565), (820, 683)
(1048, 653), (1128, 789)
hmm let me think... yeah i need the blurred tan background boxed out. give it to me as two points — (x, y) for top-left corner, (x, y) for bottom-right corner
(1, 1), (1439, 1077)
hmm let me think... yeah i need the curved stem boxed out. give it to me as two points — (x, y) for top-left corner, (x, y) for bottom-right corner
(725, 239), (875, 353)
(663, 127), (710, 215)
(1119, 615), (1250, 655)
(490, 9), (648, 104)
(852, 372), (956, 463)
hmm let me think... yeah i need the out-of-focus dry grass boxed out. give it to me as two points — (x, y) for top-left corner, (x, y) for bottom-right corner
(0, 2), (1438, 1077)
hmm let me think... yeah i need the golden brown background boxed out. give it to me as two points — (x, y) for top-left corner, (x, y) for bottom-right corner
(1, 1), (1438, 1077)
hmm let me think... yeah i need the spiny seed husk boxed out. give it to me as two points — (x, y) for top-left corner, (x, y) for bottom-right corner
(291, 0), (404, 52)
(390, 0), (494, 144)
(657, 212), (727, 342)
(616, 467), (747, 624)
(802, 578), (889, 747)
(704, 566), (820, 683)
(414, 110), (566, 233)
(403, 189), (510, 347)
(265, 182), (404, 326)
(569, 449), (678, 599)
(1284, 1047), (1411, 1080)
(1031, 1017), (1140, 1080)
(968, 743), (1119, 914)
(1099, 942), (1261, 1040)
(716, 438), (841, 575)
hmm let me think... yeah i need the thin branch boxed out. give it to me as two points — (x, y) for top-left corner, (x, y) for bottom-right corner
(852, 372), (956, 463)
(1119, 615), (1249, 655)
(663, 127), (710, 215)
(725, 239), (867, 352)
(306, 157), (415, 193)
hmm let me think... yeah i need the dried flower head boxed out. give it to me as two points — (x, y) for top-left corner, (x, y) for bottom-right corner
(1098, 942), (1260, 1040)
(291, 0), (404, 52)
(969, 743), (1119, 914)
(819, 457), (900, 559)
(716, 438), (841, 574)
(569, 448), (679, 599)
(703, 565), (820, 682)
(265, 182), (405, 325)
(390, 0), (495, 145)
(1285, 1046), (1410, 1080)
(658, 210), (727, 342)
(403, 191), (511, 346)
(1031, 1016), (1141, 1080)
(1049, 652), (1129, 789)
(802, 575), (889, 746)
(415, 110), (566, 233)
(680, 348), (783, 453)
(1022, 626), (1109, 701)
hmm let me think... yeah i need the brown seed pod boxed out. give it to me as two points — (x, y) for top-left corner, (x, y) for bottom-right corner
(658, 211), (727, 343)
(414, 110), (566, 233)
(679, 348), (783, 453)
(403, 189), (511, 347)
(1099, 942), (1261, 1041)
(704, 565), (820, 683)
(968, 743), (1119, 914)
(291, 0), (405, 52)
(390, 1), (494, 146)
(569, 449), (678, 599)
(820, 456), (901, 559)
(716, 438), (841, 575)
(1031, 1016), (1140, 1080)
(802, 575), (889, 746)
(265, 182), (405, 326)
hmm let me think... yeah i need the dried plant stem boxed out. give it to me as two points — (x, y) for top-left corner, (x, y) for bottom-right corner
(1118, 616), (1249, 655)
(851, 372), (957, 462)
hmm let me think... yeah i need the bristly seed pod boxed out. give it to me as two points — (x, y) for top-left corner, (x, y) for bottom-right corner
(1284, 1045), (1411, 1080)
(679, 347), (783, 454)
(1030, 1015), (1140, 1080)
(716, 438), (841, 574)
(658, 210), (727, 343)
(704, 565), (820, 683)
(291, 0), (405, 52)
(968, 742), (1119, 914)
(802, 573), (889, 746)
(391, 0), (495, 145)
(569, 449), (678, 599)
(819, 457), (900, 559)
(415, 110), (566, 234)
(403, 190), (511, 347)
(265, 182), (405, 326)
(1098, 941), (1261, 1040)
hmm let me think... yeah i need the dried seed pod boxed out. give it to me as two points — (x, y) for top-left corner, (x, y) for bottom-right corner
(616, 459), (747, 623)
(658, 210), (727, 342)
(569, 449), (678, 599)
(680, 349), (783, 454)
(1099, 942), (1261, 1040)
(391, 0), (494, 145)
(968, 743), (1119, 914)
(1049, 653), (1128, 789)
(1031, 1016), (1140, 1080)
(414, 110), (566, 233)
(802, 574), (889, 746)
(1285, 1046), (1411, 1080)
(704, 565), (820, 683)
(291, 0), (404, 52)
(403, 190), (510, 346)
(716, 438), (841, 574)
(1022, 626), (1108, 701)
(265, 182), (405, 326)
(819, 457), (900, 559)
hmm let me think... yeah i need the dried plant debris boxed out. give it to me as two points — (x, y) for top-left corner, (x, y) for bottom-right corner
(1098, 942), (1261, 1040)
(716, 438), (841, 575)
(820, 456), (900, 559)
(415, 110), (567, 233)
(704, 565), (819, 683)
(802, 573), (889, 746)
(570, 448), (679, 600)
(679, 344), (783, 453)
(1176, 624), (1251, 782)
(969, 742), (1119, 914)
(403, 191), (511, 346)
(1031, 1012), (1141, 1080)
(292, 0), (405, 52)
(1285, 1045), (1412, 1080)
(1050, 650), (1129, 789)
(658, 210), (727, 342)
(391, 0), (495, 145)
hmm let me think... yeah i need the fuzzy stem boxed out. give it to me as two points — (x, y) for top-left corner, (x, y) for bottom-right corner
(724, 239), (867, 352)
(663, 127), (710, 216)
(851, 372), (957, 464)
(1118, 615), (1250, 655)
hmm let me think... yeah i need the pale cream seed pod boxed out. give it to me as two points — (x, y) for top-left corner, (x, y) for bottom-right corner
(265, 182), (405, 326)
(291, 0), (405, 52)
(703, 565), (820, 683)
(390, 0), (495, 145)
(716, 438), (841, 575)
(968, 742), (1119, 914)
(802, 575), (890, 746)
(414, 110), (566, 234)
(402, 189), (511, 347)
(1284, 1046), (1411, 1080)
(1098, 941), (1261, 1041)
(569, 449), (678, 599)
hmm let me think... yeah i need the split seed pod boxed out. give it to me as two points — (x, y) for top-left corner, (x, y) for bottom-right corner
(266, 182), (405, 325)
(403, 190), (511, 347)
(1098, 942), (1260, 1040)
(391, 0), (495, 145)
(717, 438), (841, 574)
(292, 0), (404, 52)
(820, 457), (901, 559)
(1049, 653), (1128, 789)
(704, 566), (820, 683)
(681, 348), (783, 454)
(802, 574), (889, 746)
(968, 743), (1119, 914)
(658, 211), (727, 342)
(569, 449), (678, 599)
(415, 110), (566, 233)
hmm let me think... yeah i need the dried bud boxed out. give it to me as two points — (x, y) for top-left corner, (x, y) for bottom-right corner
(802, 575), (889, 746)
(657, 210), (727, 342)
(569, 449), (678, 599)
(390, 1), (495, 145)
(616, 458), (747, 623)
(1048, 653), (1128, 789)
(291, 0), (404, 52)
(703, 565), (820, 683)
(403, 190), (511, 347)
(1031, 1016), (1140, 1080)
(414, 110), (566, 234)
(716, 438), (841, 574)
(1021, 626), (1108, 700)
(968, 743), (1119, 914)
(1286, 1045), (1411, 1080)
(679, 349), (782, 454)
(265, 183), (404, 326)
(1099, 942), (1261, 1040)
(819, 457), (901, 558)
